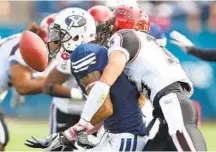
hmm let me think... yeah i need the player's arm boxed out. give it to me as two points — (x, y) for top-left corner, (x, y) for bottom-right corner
(10, 63), (45, 95)
(170, 30), (216, 61)
(80, 71), (113, 126)
(43, 67), (71, 98)
(43, 53), (83, 99)
(138, 94), (146, 109)
(80, 32), (130, 123)
(187, 47), (216, 62)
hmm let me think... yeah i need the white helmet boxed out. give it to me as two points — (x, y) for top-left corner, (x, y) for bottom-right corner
(47, 7), (96, 57)
(40, 13), (56, 30)
(39, 13), (56, 42)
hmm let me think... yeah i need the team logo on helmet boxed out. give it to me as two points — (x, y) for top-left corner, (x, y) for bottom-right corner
(65, 15), (86, 30)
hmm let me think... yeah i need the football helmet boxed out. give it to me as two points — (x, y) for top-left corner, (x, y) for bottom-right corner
(39, 13), (56, 42)
(47, 7), (96, 57)
(88, 5), (113, 46)
(113, 5), (150, 32)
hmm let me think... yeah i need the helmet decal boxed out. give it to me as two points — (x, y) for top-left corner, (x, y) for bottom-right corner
(65, 15), (86, 30)
(115, 9), (134, 20)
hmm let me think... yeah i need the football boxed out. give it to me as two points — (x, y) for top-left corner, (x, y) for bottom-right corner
(19, 30), (48, 72)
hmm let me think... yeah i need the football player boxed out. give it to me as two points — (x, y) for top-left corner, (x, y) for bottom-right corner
(25, 7), (148, 152)
(24, 5), (171, 151)
(0, 14), (56, 151)
(58, 5), (206, 151)
(43, 31), (84, 135)
(45, 4), (165, 138)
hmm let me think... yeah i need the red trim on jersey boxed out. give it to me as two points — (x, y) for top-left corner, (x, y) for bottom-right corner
(129, 31), (141, 63)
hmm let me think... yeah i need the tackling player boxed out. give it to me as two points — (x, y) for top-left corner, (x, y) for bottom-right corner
(25, 5), (171, 151)
(58, 5), (206, 151)
(0, 14), (55, 151)
(25, 7), (148, 152)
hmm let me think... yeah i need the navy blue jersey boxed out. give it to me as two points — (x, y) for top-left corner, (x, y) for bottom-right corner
(149, 23), (165, 40)
(71, 43), (146, 136)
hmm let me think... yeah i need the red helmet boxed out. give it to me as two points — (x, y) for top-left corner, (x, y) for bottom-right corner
(88, 5), (113, 23)
(113, 5), (150, 32)
(88, 5), (114, 46)
(134, 15), (151, 33)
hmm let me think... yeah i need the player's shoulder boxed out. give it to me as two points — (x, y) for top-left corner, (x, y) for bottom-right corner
(74, 43), (106, 53)
(71, 43), (107, 62)
(0, 33), (21, 46)
(111, 29), (147, 40)
(149, 23), (164, 39)
(3, 33), (21, 41)
(56, 51), (71, 74)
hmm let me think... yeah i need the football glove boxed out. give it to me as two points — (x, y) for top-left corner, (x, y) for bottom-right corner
(45, 119), (90, 151)
(44, 132), (74, 151)
(25, 133), (58, 149)
(10, 87), (25, 108)
(75, 132), (99, 151)
(170, 30), (194, 53)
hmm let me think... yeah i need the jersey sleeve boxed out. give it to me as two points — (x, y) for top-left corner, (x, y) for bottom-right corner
(71, 43), (108, 80)
(56, 52), (71, 74)
(107, 32), (130, 62)
(107, 30), (141, 62)
(9, 49), (28, 67)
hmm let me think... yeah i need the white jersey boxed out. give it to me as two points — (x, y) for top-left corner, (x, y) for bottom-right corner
(0, 33), (56, 95)
(108, 29), (193, 102)
(53, 52), (84, 114)
(0, 33), (22, 94)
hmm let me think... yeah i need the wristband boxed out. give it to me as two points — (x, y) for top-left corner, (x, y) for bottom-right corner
(70, 88), (83, 100)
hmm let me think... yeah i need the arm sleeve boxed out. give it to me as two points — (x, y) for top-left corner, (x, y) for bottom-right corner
(56, 53), (71, 74)
(9, 49), (28, 67)
(107, 32), (130, 62)
(108, 30), (142, 62)
(188, 47), (216, 62)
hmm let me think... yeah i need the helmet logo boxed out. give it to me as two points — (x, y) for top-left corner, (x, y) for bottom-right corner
(65, 15), (86, 30)
(61, 52), (70, 60)
(115, 9), (134, 20)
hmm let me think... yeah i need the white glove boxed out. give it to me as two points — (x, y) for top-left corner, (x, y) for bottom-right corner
(0, 90), (8, 102)
(10, 87), (25, 108)
(170, 30), (194, 53)
(44, 132), (74, 151)
(75, 132), (99, 151)
(45, 119), (92, 151)
(71, 88), (84, 100)
(25, 133), (59, 149)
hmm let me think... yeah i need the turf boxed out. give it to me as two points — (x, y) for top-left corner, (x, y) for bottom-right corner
(4, 118), (216, 151)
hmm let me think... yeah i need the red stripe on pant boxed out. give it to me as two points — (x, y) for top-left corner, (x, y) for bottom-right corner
(49, 103), (55, 134)
(193, 101), (201, 127)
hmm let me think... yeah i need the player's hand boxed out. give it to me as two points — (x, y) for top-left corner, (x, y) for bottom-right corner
(71, 88), (84, 100)
(44, 132), (74, 151)
(75, 132), (99, 151)
(45, 120), (89, 151)
(170, 30), (194, 53)
(10, 87), (25, 108)
(25, 133), (58, 148)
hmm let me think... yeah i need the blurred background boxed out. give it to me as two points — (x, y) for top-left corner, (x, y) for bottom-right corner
(0, 0), (216, 151)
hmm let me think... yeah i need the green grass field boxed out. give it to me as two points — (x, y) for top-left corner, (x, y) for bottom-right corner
(4, 118), (216, 151)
